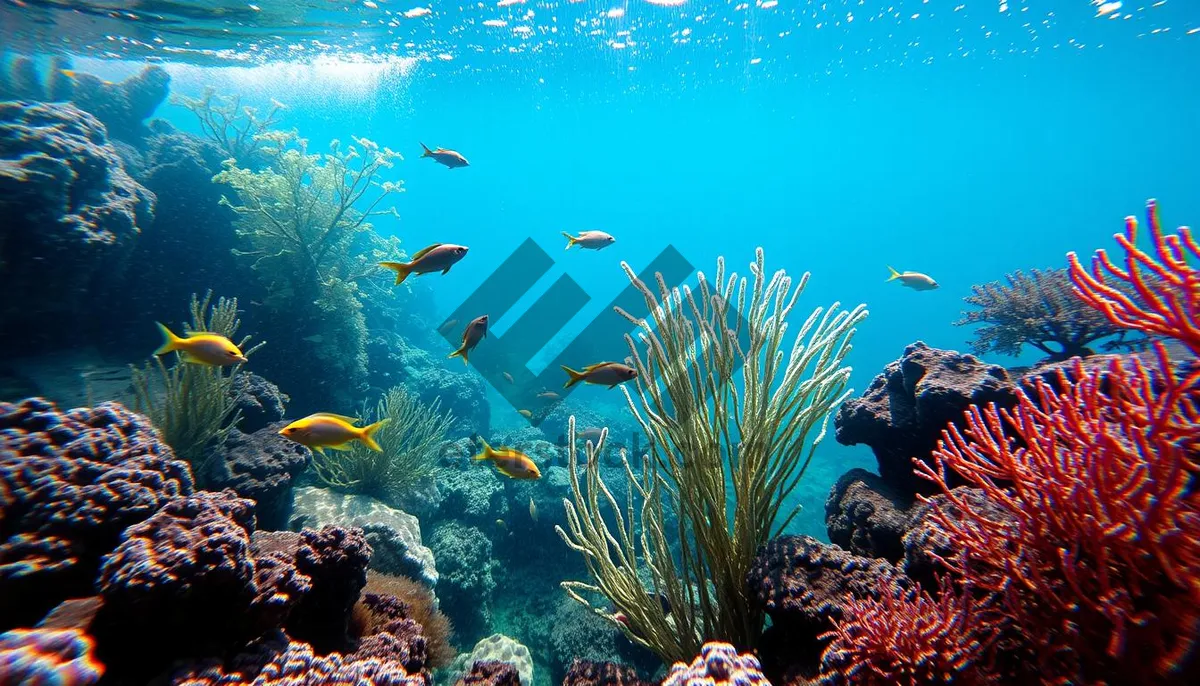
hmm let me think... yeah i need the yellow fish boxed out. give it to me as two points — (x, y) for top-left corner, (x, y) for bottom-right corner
(562, 362), (638, 389)
(278, 413), (389, 455)
(561, 230), (616, 251)
(155, 322), (247, 366)
(518, 409), (533, 419)
(472, 438), (541, 480)
(886, 266), (940, 291)
(448, 315), (488, 364)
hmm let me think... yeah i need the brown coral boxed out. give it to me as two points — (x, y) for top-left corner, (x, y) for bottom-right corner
(353, 571), (455, 668)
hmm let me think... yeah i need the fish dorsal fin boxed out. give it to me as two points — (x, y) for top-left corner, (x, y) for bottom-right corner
(183, 330), (219, 338)
(582, 362), (612, 372)
(411, 243), (444, 261)
(309, 412), (361, 424)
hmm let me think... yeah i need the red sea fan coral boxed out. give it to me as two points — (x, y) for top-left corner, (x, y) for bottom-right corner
(913, 351), (1200, 682)
(817, 576), (997, 686)
(1068, 198), (1200, 356)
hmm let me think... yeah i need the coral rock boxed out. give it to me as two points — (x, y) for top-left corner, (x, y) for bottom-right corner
(229, 373), (290, 433)
(172, 639), (427, 686)
(208, 423), (310, 531)
(0, 627), (103, 686)
(562, 660), (653, 686)
(453, 660), (522, 686)
(69, 65), (170, 143)
(662, 643), (770, 686)
(460, 635), (534, 686)
(833, 342), (1016, 497)
(824, 468), (913, 563)
(291, 486), (437, 587)
(901, 487), (1015, 591)
(429, 522), (498, 645)
(0, 398), (191, 628)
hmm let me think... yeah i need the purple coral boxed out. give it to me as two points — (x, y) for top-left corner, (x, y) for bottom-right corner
(173, 640), (427, 686)
(561, 660), (652, 686)
(0, 398), (191, 628)
(453, 660), (521, 686)
(0, 627), (104, 686)
(662, 643), (769, 686)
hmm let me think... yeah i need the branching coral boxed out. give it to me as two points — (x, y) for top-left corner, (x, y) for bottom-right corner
(174, 88), (287, 162)
(955, 268), (1144, 360)
(1069, 198), (1200, 357)
(214, 129), (402, 407)
(309, 387), (453, 505)
(557, 249), (868, 663)
(132, 291), (263, 484)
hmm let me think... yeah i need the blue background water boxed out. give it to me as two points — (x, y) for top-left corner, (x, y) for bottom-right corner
(68, 0), (1200, 537)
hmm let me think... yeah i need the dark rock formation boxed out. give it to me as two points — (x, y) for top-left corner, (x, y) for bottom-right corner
(69, 65), (170, 144)
(824, 468), (913, 563)
(229, 372), (289, 434)
(454, 660), (521, 686)
(561, 660), (653, 686)
(834, 342), (1017, 497)
(207, 422), (310, 531)
(901, 486), (1017, 591)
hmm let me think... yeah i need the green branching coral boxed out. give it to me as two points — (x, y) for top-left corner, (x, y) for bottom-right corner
(556, 248), (868, 664)
(310, 386), (453, 506)
(132, 291), (264, 485)
(955, 268), (1145, 361)
(173, 88), (286, 162)
(213, 130), (403, 406)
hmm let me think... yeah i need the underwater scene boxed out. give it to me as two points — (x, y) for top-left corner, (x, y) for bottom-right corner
(1, 0), (1198, 684)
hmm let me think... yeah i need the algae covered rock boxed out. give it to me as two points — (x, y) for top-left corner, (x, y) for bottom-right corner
(428, 521), (497, 644)
(290, 486), (437, 588)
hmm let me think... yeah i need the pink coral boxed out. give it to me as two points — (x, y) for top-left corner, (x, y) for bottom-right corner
(661, 643), (770, 686)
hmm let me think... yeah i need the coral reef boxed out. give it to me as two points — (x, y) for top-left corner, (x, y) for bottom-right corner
(0, 398), (192, 628)
(661, 643), (769, 686)
(310, 387), (453, 507)
(403, 359), (491, 440)
(0, 55), (74, 102)
(561, 660), (652, 686)
(0, 627), (104, 686)
(459, 634), (534, 686)
(454, 660), (522, 686)
(172, 638), (428, 686)
(207, 422), (311, 531)
(558, 249), (868, 662)
(291, 486), (438, 587)
(435, 460), (510, 527)
(229, 372), (290, 433)
(429, 521), (498, 645)
(955, 267), (1143, 361)
(833, 342), (1017, 498)
(824, 468), (911, 563)
(0, 101), (155, 350)
(69, 65), (170, 143)
(354, 571), (456, 668)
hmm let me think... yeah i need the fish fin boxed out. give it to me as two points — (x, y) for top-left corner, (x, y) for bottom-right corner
(581, 362), (609, 372)
(180, 353), (217, 366)
(420, 142), (433, 157)
(313, 445), (327, 456)
(154, 322), (184, 356)
(379, 261), (412, 286)
(494, 464), (518, 479)
(358, 418), (390, 452)
(442, 267), (451, 275)
(410, 243), (443, 261)
(448, 347), (469, 364)
(560, 231), (577, 250)
(310, 412), (361, 424)
(326, 442), (354, 452)
(562, 365), (586, 389)
(472, 438), (494, 462)
(886, 265), (901, 282)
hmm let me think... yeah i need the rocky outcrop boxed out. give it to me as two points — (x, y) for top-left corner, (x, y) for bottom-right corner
(824, 468), (913, 563)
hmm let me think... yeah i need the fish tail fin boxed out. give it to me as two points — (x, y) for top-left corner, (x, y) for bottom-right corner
(886, 265), (901, 282)
(560, 231), (577, 250)
(154, 322), (184, 356)
(448, 347), (469, 364)
(420, 142), (433, 157)
(562, 365), (586, 389)
(472, 437), (494, 461)
(359, 418), (390, 452)
(379, 261), (412, 285)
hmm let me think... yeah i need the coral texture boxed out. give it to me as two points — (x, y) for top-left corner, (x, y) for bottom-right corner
(453, 660), (522, 686)
(562, 659), (653, 686)
(0, 398), (192, 628)
(70, 65), (170, 143)
(833, 342), (1016, 497)
(661, 643), (770, 686)
(209, 423), (310, 531)
(460, 634), (534, 686)
(824, 468), (912, 563)
(0, 627), (104, 686)
(172, 639), (427, 686)
(355, 571), (455, 668)
(429, 522), (498, 644)
(228, 372), (289, 433)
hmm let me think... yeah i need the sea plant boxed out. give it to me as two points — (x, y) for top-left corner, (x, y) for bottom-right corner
(954, 267), (1145, 361)
(309, 386), (453, 506)
(556, 248), (868, 663)
(173, 87), (287, 162)
(213, 129), (402, 407)
(131, 291), (264, 484)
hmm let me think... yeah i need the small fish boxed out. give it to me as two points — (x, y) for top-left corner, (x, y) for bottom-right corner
(438, 318), (458, 333)
(529, 497), (538, 523)
(518, 409), (533, 419)
(380, 243), (469, 285)
(420, 142), (469, 169)
(561, 230), (616, 251)
(495, 518), (507, 531)
(573, 427), (605, 443)
(448, 315), (488, 364)
(473, 438), (542, 480)
(537, 391), (560, 400)
(303, 334), (325, 344)
(503, 372), (514, 384)
(562, 362), (638, 389)
(886, 266), (939, 291)
(278, 413), (390, 456)
(155, 322), (247, 366)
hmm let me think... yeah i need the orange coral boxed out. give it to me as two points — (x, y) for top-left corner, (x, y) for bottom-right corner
(1068, 198), (1200, 356)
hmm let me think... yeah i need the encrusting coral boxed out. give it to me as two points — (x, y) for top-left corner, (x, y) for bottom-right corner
(0, 627), (104, 686)
(353, 571), (456, 669)
(557, 249), (867, 663)
(131, 291), (264, 484)
(310, 386), (454, 506)
(955, 267), (1145, 361)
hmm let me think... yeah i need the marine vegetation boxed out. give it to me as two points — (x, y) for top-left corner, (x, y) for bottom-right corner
(173, 87), (287, 162)
(557, 248), (868, 663)
(954, 267), (1143, 361)
(213, 129), (403, 408)
(309, 386), (453, 506)
(353, 571), (456, 668)
(131, 291), (263, 484)
(830, 200), (1200, 685)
